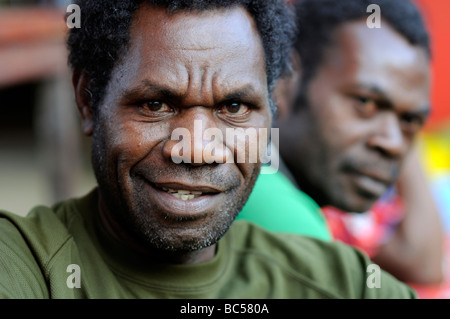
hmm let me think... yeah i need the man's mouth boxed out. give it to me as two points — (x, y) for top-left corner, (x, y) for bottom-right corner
(161, 188), (203, 201)
(347, 170), (392, 198)
(140, 181), (225, 218)
(152, 182), (221, 202)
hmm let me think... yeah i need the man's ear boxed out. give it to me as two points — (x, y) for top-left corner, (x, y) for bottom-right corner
(273, 50), (302, 120)
(72, 71), (94, 136)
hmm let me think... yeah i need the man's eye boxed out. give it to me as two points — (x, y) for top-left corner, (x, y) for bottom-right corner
(401, 115), (425, 134)
(353, 96), (377, 117)
(221, 102), (249, 115)
(141, 101), (172, 113)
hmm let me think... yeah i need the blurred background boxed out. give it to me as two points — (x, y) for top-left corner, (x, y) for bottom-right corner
(0, 0), (449, 225)
(0, 0), (95, 216)
(414, 0), (450, 236)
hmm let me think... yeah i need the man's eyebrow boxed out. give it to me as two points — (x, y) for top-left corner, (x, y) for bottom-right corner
(120, 80), (262, 105)
(351, 83), (430, 116)
(351, 83), (391, 101)
(403, 108), (431, 119)
(120, 80), (179, 102)
(221, 85), (260, 102)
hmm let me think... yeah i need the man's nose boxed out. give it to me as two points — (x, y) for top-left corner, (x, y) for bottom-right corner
(366, 113), (407, 159)
(162, 109), (231, 165)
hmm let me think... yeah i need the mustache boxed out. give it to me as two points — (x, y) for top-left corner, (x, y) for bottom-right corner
(341, 157), (400, 183)
(131, 162), (243, 191)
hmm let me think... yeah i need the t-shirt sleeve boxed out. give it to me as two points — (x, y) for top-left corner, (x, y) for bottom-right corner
(290, 235), (417, 298)
(0, 218), (49, 298)
(363, 261), (418, 299)
(341, 242), (417, 299)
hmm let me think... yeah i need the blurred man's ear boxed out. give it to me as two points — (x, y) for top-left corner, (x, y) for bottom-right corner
(72, 71), (94, 136)
(274, 50), (302, 120)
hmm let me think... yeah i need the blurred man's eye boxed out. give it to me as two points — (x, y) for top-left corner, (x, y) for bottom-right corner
(400, 114), (425, 135)
(353, 96), (377, 118)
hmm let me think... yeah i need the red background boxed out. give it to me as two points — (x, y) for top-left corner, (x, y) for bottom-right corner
(409, 0), (450, 131)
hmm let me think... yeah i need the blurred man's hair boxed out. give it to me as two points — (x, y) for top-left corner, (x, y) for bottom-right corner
(294, 0), (431, 103)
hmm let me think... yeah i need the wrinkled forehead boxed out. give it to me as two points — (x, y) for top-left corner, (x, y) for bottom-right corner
(108, 3), (268, 102)
(131, 3), (259, 51)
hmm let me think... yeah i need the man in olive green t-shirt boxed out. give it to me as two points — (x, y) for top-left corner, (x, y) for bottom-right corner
(0, 0), (415, 299)
(0, 189), (414, 298)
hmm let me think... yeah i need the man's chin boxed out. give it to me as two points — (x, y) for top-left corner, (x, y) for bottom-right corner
(145, 223), (230, 251)
(320, 184), (377, 213)
(332, 194), (377, 213)
(122, 198), (238, 254)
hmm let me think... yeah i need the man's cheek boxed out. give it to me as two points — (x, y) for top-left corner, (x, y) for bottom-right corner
(111, 123), (169, 156)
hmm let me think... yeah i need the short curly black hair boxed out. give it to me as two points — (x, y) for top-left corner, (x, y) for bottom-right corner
(67, 0), (296, 114)
(294, 0), (431, 89)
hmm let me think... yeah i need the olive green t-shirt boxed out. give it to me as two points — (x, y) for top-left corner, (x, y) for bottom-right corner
(0, 189), (415, 298)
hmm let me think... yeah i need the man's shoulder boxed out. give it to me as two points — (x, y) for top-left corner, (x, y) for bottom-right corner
(0, 192), (92, 245)
(0, 190), (97, 271)
(0, 190), (98, 298)
(230, 220), (365, 268)
(229, 220), (417, 298)
(0, 204), (72, 251)
(230, 220), (367, 282)
(0, 204), (70, 298)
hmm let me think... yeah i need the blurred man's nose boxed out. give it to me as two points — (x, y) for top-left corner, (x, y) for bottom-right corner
(367, 113), (407, 159)
(162, 108), (231, 165)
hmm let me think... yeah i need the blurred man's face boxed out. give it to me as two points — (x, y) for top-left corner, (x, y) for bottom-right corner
(278, 20), (430, 212)
(86, 5), (271, 256)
